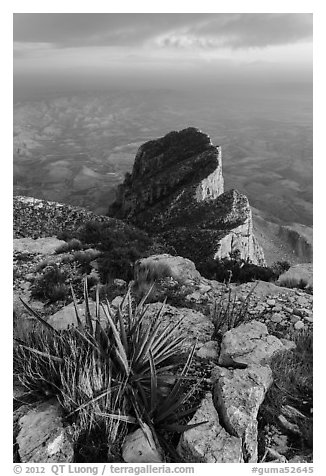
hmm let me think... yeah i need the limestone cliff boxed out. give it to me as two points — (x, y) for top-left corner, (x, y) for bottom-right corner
(109, 127), (265, 266)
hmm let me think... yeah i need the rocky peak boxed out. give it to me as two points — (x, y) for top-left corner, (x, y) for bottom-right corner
(109, 127), (224, 220)
(132, 127), (216, 178)
(109, 128), (265, 266)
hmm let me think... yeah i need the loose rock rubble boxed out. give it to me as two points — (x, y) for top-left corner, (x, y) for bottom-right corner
(13, 252), (313, 464)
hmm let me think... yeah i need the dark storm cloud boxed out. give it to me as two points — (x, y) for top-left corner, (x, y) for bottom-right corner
(13, 13), (312, 50)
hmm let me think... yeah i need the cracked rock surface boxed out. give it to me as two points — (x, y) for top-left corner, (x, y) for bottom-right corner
(212, 364), (273, 462)
(15, 400), (74, 463)
(218, 320), (287, 366)
(177, 393), (243, 463)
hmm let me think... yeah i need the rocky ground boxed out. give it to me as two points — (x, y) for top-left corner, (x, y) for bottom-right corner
(13, 240), (313, 464)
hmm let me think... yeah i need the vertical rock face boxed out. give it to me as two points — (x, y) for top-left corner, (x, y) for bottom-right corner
(110, 127), (224, 220)
(215, 217), (266, 264)
(109, 127), (265, 266)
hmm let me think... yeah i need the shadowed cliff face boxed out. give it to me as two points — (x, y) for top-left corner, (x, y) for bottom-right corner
(110, 127), (224, 221)
(109, 128), (265, 266)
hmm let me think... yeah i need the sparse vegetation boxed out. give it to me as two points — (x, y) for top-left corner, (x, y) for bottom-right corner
(199, 255), (290, 284)
(89, 280), (127, 302)
(30, 264), (69, 303)
(258, 327), (313, 461)
(211, 282), (256, 341)
(14, 282), (204, 462)
(271, 261), (291, 275)
(278, 274), (312, 292)
(71, 249), (101, 274)
(135, 261), (172, 285)
(55, 238), (83, 254)
(62, 221), (153, 282)
(278, 277), (311, 290)
(133, 261), (173, 301)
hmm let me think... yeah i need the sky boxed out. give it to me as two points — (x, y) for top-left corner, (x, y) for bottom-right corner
(13, 13), (313, 96)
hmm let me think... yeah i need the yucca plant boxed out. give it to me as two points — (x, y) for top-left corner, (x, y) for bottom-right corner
(14, 279), (205, 461)
(68, 282), (205, 438)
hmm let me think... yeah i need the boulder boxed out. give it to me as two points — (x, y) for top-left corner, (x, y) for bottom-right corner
(13, 237), (66, 255)
(185, 291), (202, 302)
(212, 364), (273, 462)
(234, 280), (294, 300)
(47, 300), (103, 330)
(294, 320), (305, 330)
(16, 400), (73, 463)
(199, 284), (211, 294)
(218, 320), (287, 366)
(144, 303), (214, 351)
(280, 339), (296, 351)
(122, 424), (164, 463)
(134, 254), (201, 285)
(196, 341), (220, 360)
(270, 313), (284, 324)
(177, 393), (243, 463)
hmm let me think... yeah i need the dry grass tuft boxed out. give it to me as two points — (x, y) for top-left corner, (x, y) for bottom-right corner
(258, 327), (313, 461)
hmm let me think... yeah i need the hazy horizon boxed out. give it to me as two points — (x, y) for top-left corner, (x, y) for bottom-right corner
(14, 13), (312, 102)
(13, 13), (313, 228)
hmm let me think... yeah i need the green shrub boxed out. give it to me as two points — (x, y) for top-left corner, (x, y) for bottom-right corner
(35, 259), (50, 272)
(55, 220), (157, 283)
(55, 238), (83, 254)
(97, 249), (136, 283)
(71, 250), (101, 274)
(14, 252), (35, 262)
(56, 230), (76, 242)
(60, 254), (74, 265)
(76, 221), (104, 245)
(199, 256), (281, 284)
(271, 261), (291, 275)
(89, 281), (127, 302)
(75, 221), (153, 282)
(85, 273), (100, 289)
(30, 264), (69, 303)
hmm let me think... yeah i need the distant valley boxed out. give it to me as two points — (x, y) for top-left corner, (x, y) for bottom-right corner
(13, 86), (313, 244)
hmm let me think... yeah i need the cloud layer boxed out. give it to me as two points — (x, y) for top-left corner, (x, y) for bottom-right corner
(14, 13), (312, 50)
(13, 13), (312, 95)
